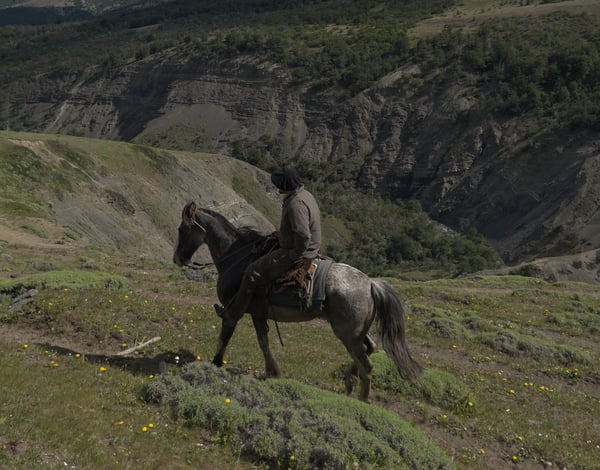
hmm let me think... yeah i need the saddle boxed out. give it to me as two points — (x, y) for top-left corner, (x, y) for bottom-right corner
(214, 235), (333, 317)
(269, 256), (333, 312)
(271, 258), (316, 308)
(250, 235), (328, 310)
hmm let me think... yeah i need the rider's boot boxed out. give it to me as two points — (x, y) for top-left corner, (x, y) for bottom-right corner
(220, 276), (254, 327)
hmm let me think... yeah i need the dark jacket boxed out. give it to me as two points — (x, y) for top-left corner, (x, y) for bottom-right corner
(278, 186), (321, 259)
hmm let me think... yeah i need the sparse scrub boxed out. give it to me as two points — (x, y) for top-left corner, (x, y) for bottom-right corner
(509, 263), (542, 278)
(478, 330), (591, 366)
(20, 223), (48, 239)
(64, 227), (82, 241)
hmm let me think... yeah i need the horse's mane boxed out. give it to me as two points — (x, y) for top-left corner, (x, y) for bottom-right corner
(199, 208), (238, 235)
(199, 207), (269, 249)
(206, 210), (276, 300)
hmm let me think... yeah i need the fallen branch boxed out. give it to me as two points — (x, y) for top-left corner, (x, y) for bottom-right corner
(116, 336), (161, 356)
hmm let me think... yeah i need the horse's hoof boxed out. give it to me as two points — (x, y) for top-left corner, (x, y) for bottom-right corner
(344, 374), (357, 395)
(212, 356), (223, 367)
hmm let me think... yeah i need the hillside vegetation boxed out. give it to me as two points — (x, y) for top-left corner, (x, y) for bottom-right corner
(1, 131), (599, 468)
(1, 3), (599, 469)
(1, 210), (599, 468)
(2, 0), (599, 117)
(0, 131), (500, 277)
(2, 1), (600, 266)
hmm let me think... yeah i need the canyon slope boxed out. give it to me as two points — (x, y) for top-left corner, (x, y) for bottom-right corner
(6, 51), (600, 264)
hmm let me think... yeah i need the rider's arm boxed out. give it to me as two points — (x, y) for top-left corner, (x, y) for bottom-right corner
(287, 200), (311, 259)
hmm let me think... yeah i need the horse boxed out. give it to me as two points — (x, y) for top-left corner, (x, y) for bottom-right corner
(173, 201), (422, 401)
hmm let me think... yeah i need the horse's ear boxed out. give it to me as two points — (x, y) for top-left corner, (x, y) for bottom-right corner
(183, 201), (197, 224)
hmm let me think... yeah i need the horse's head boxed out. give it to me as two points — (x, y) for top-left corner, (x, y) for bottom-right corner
(173, 201), (207, 266)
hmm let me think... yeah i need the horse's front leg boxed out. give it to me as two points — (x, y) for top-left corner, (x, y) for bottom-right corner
(212, 319), (237, 367)
(252, 316), (281, 378)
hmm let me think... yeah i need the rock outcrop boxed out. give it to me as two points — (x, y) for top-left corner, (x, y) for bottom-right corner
(4, 52), (600, 263)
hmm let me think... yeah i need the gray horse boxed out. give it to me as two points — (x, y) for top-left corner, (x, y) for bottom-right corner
(173, 202), (422, 401)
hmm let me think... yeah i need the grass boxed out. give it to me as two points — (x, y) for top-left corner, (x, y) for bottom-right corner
(0, 243), (598, 469)
(0, 339), (250, 470)
(0, 270), (128, 296)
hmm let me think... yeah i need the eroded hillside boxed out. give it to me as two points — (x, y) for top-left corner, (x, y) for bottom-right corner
(2, 1), (600, 264)
(0, 132), (279, 263)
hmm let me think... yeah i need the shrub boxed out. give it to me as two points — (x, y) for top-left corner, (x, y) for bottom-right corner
(509, 264), (542, 278)
(145, 362), (454, 469)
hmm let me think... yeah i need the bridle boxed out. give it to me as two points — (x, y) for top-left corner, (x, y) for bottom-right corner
(183, 204), (285, 345)
(186, 205), (252, 270)
(188, 206), (207, 234)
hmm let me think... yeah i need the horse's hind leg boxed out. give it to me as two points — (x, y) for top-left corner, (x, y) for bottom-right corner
(342, 338), (373, 402)
(344, 363), (358, 395)
(252, 316), (281, 378)
(345, 334), (376, 395)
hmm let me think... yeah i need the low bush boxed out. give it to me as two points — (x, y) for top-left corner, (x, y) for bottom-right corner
(145, 362), (454, 469)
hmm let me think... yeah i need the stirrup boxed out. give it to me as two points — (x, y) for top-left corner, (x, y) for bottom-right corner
(213, 303), (225, 318)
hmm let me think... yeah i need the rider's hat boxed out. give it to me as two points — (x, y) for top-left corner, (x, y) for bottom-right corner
(271, 166), (300, 191)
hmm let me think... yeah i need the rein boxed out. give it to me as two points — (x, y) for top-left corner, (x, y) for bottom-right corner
(191, 209), (274, 270)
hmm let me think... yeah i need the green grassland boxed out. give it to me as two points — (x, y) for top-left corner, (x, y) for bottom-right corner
(0, 131), (598, 468)
(0, 130), (598, 468)
(1, 238), (598, 468)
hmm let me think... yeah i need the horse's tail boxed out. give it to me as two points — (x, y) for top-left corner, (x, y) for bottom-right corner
(371, 279), (423, 381)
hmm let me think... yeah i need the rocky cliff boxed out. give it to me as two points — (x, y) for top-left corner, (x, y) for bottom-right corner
(4, 51), (600, 264)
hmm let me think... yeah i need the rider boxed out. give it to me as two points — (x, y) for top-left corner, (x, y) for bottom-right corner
(218, 165), (322, 327)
